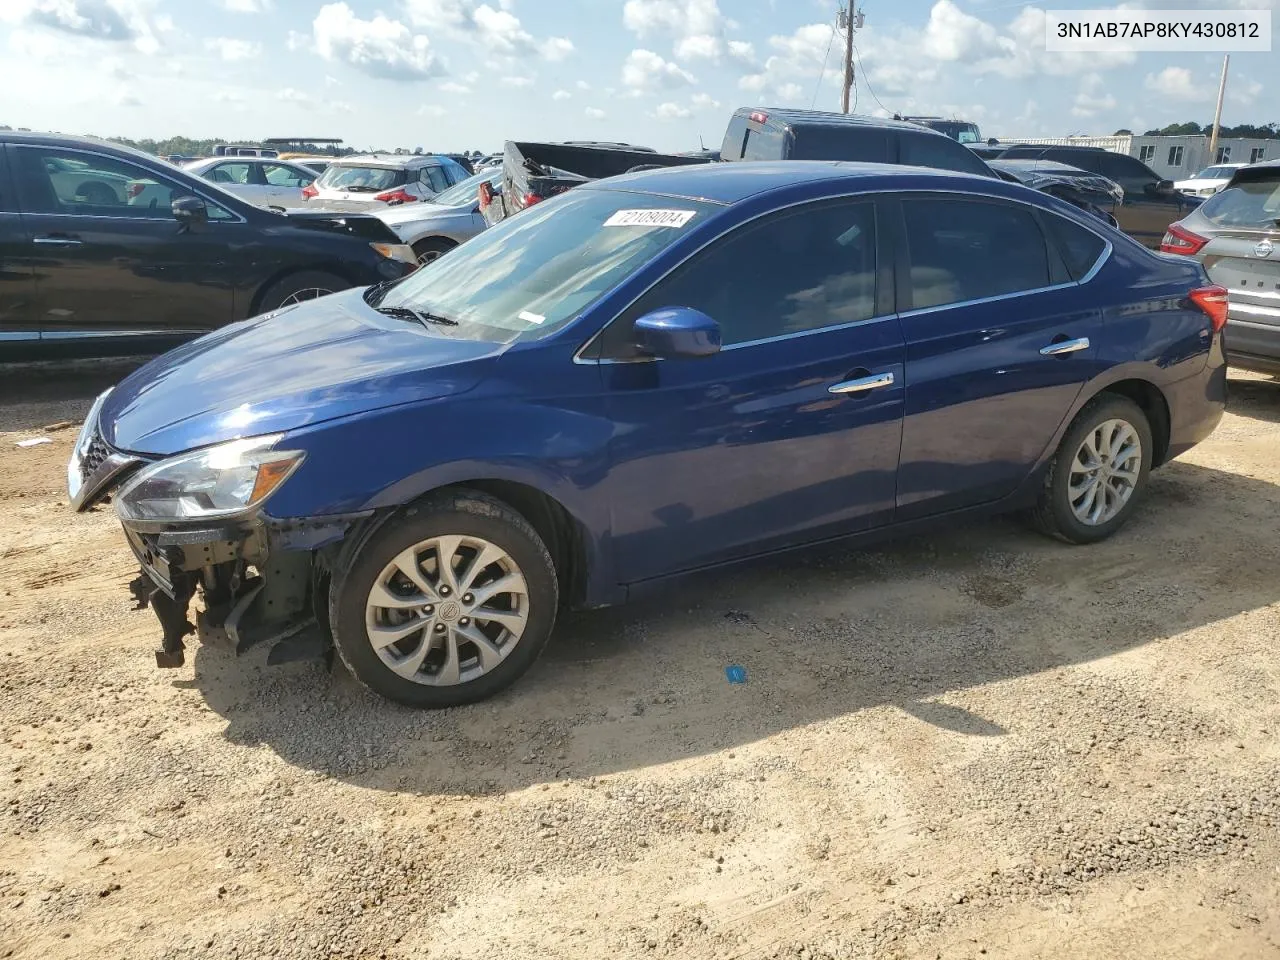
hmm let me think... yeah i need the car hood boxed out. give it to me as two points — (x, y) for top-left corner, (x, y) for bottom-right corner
(100, 289), (501, 456)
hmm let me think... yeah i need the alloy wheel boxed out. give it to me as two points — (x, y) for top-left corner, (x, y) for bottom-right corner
(279, 287), (333, 306)
(363, 535), (530, 686)
(1068, 418), (1143, 526)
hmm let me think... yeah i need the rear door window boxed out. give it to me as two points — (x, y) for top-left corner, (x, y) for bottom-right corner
(902, 196), (1051, 309)
(789, 127), (887, 162)
(899, 133), (992, 176)
(208, 162), (252, 185)
(422, 165), (451, 192)
(262, 162), (312, 187)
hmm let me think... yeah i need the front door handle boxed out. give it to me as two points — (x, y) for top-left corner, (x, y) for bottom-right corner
(1040, 336), (1090, 356)
(34, 236), (83, 247)
(829, 371), (895, 394)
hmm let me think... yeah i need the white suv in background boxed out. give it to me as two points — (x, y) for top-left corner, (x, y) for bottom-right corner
(301, 154), (470, 210)
(1175, 163), (1248, 198)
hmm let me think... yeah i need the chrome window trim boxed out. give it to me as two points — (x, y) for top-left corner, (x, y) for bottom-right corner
(12, 143), (248, 224)
(574, 185), (1113, 365)
(0, 332), (40, 341)
(897, 281), (1079, 320)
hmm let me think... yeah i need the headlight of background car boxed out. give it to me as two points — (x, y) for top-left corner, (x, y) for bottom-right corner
(114, 434), (304, 522)
(370, 242), (418, 265)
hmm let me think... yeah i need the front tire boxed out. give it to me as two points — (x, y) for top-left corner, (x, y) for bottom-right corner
(1029, 394), (1153, 544)
(411, 237), (456, 265)
(329, 491), (559, 708)
(257, 270), (347, 312)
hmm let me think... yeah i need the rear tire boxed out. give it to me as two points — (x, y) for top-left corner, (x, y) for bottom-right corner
(257, 270), (347, 313)
(411, 237), (456, 265)
(329, 491), (559, 708)
(1028, 394), (1153, 544)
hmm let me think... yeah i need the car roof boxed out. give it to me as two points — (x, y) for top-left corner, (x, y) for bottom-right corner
(326, 154), (449, 169)
(583, 159), (1015, 206)
(0, 129), (160, 159)
(735, 107), (948, 136)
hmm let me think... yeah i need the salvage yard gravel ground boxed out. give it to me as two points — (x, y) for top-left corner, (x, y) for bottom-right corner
(1, 359), (1279, 960)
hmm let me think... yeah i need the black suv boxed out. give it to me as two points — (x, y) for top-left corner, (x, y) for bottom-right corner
(0, 132), (417, 360)
(997, 144), (1200, 248)
(720, 108), (997, 179)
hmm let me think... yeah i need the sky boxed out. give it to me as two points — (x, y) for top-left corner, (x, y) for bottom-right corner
(0, 0), (1277, 154)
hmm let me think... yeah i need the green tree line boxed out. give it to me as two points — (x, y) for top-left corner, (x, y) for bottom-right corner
(1113, 122), (1280, 139)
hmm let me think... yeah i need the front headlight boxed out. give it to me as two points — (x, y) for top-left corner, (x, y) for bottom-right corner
(114, 434), (304, 522)
(370, 242), (418, 266)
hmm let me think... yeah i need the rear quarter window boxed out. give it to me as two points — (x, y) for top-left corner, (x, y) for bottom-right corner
(742, 126), (785, 161)
(1043, 214), (1108, 280)
(899, 133), (993, 177)
(720, 115), (750, 161)
(788, 127), (887, 162)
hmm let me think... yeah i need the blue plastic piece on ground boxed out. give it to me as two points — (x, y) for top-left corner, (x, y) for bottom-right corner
(725, 664), (747, 685)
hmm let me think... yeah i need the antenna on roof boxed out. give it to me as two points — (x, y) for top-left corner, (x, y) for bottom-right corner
(699, 133), (706, 150)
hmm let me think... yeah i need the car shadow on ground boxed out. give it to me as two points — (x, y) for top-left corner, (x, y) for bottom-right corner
(1226, 373), (1280, 424)
(184, 453), (1280, 797)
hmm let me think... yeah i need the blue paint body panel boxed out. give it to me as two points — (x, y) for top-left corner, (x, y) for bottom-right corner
(99, 163), (1227, 609)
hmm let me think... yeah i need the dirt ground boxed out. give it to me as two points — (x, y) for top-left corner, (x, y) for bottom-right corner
(1, 360), (1279, 960)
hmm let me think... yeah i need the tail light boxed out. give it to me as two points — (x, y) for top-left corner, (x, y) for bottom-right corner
(1188, 285), (1228, 333)
(477, 180), (493, 210)
(749, 110), (769, 124)
(523, 192), (542, 208)
(127, 182), (145, 198)
(375, 189), (417, 204)
(1160, 222), (1208, 256)
(301, 183), (318, 200)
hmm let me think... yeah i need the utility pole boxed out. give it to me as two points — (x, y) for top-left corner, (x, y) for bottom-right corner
(839, 6), (855, 114)
(1208, 54), (1229, 163)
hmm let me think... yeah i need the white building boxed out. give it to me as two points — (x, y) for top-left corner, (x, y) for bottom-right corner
(997, 134), (1275, 181)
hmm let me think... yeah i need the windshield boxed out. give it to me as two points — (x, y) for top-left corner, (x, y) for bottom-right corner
(922, 120), (981, 143)
(1197, 166), (1236, 180)
(371, 188), (719, 342)
(432, 169), (500, 206)
(1198, 178), (1280, 228)
(317, 164), (406, 192)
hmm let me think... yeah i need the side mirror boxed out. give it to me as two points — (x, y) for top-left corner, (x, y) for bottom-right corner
(633, 307), (721, 358)
(1146, 179), (1174, 196)
(987, 138), (999, 146)
(172, 196), (208, 230)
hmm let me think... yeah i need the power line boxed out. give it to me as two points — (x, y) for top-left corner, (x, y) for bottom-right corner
(811, 19), (837, 109)
(852, 44), (889, 115)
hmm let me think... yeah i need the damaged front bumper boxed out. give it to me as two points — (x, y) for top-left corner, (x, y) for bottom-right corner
(68, 401), (369, 670)
(122, 513), (369, 669)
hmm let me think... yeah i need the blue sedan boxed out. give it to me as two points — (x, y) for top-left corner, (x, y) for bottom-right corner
(70, 162), (1228, 708)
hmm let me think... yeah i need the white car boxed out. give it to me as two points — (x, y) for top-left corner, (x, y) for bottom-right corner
(128, 157), (317, 211)
(1174, 163), (1247, 198)
(300, 154), (471, 211)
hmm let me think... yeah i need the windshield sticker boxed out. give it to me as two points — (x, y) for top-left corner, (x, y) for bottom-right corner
(603, 209), (697, 228)
(518, 311), (546, 325)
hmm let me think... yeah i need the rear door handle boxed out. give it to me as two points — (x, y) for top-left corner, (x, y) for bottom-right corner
(34, 236), (83, 247)
(1040, 337), (1090, 356)
(829, 371), (895, 394)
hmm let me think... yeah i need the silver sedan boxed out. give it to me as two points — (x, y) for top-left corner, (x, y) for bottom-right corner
(375, 169), (501, 265)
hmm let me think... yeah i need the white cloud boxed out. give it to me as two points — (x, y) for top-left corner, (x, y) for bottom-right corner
(622, 48), (695, 93)
(776, 82), (804, 101)
(1144, 66), (1211, 102)
(3, 0), (167, 54)
(1071, 75), (1117, 118)
(501, 75), (534, 87)
(552, 89), (571, 100)
(921, 0), (1007, 61)
(654, 101), (691, 120)
(277, 87), (313, 105)
(474, 4), (535, 55)
(285, 29), (310, 51)
(1229, 75), (1264, 105)
(690, 92), (720, 110)
(312, 3), (442, 81)
(205, 37), (261, 61)
(404, 0), (474, 30)
(440, 80), (471, 94)
(113, 91), (141, 107)
(541, 36), (573, 61)
(576, 79), (591, 90)
(624, 0), (754, 66)
(585, 106), (606, 119)
(220, 0), (269, 11)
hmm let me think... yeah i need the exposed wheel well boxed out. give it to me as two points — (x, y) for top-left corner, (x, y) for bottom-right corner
(249, 264), (355, 317)
(1098, 379), (1171, 466)
(439, 480), (588, 608)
